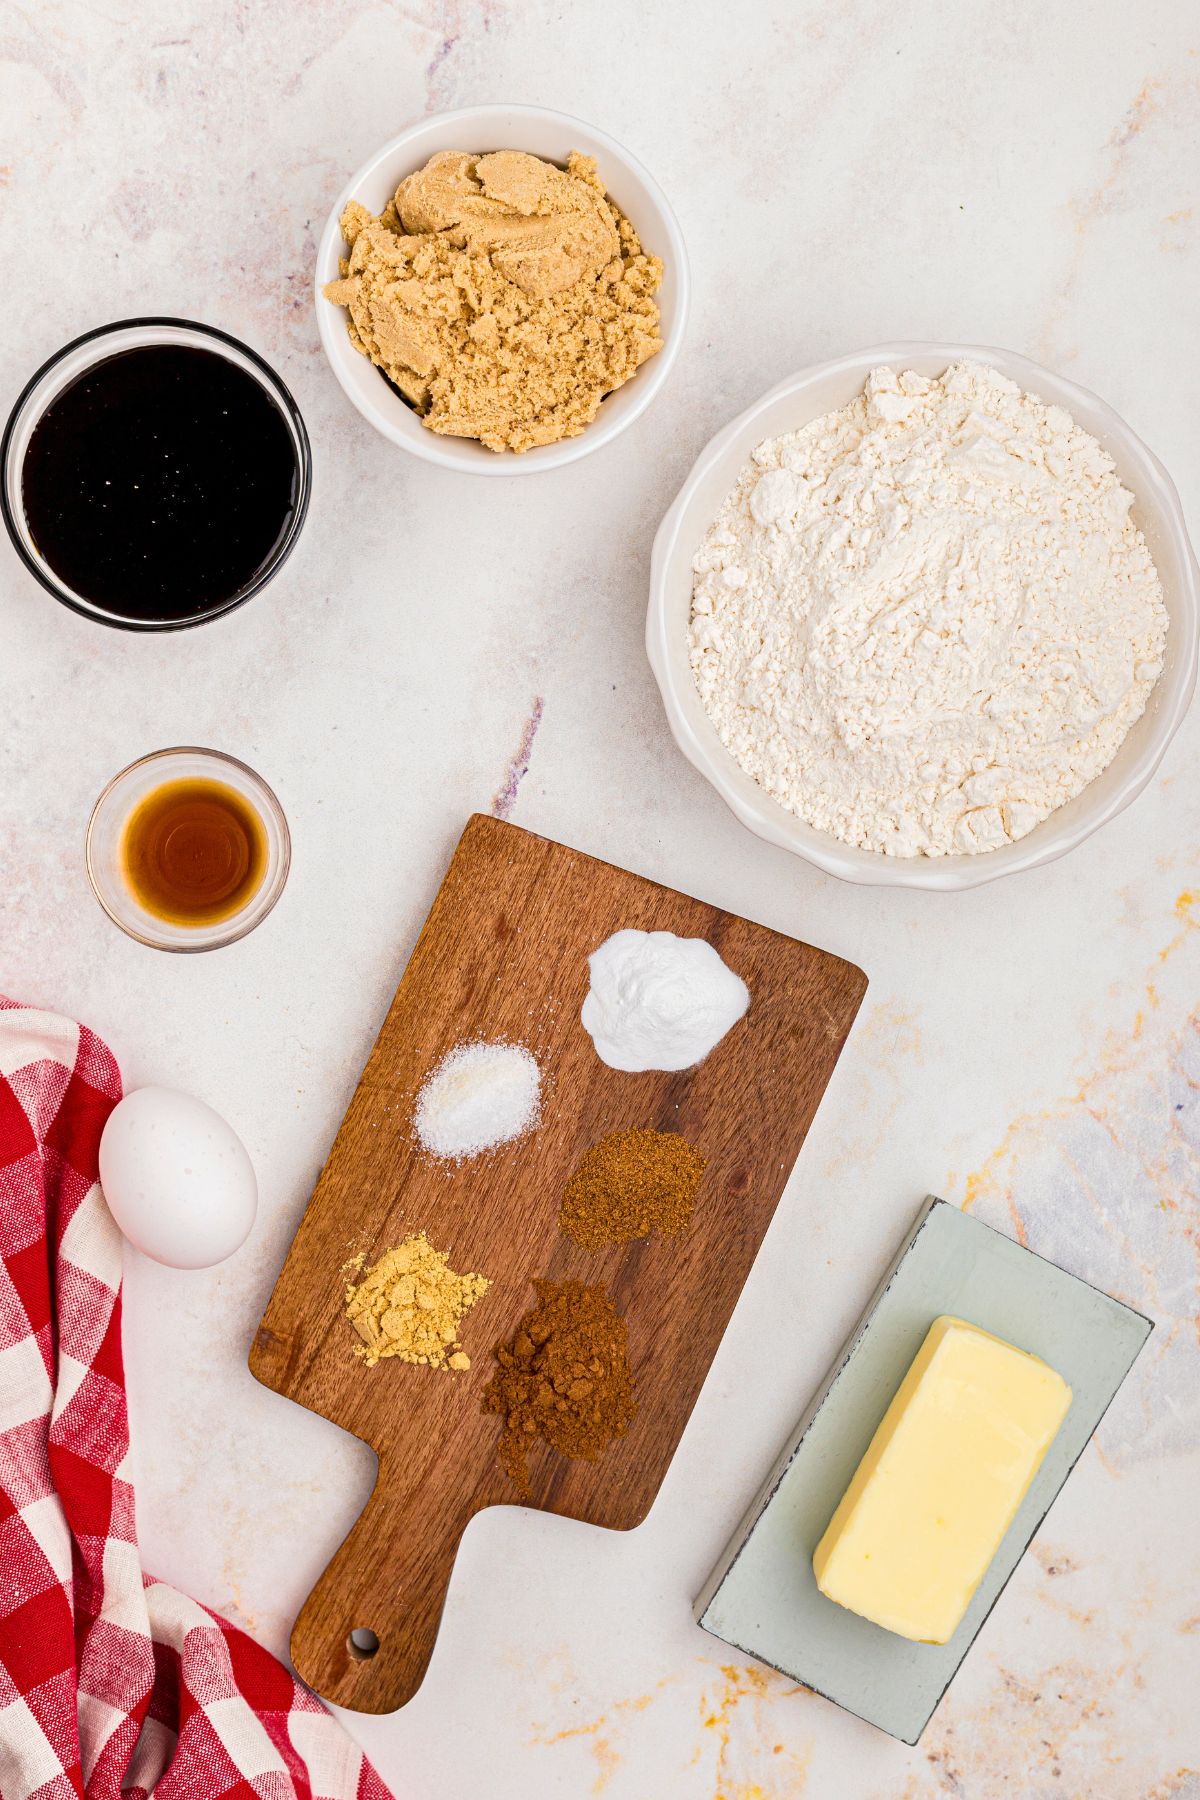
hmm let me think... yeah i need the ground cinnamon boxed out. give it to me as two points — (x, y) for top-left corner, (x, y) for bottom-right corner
(482, 1279), (636, 1497)
(559, 1127), (705, 1249)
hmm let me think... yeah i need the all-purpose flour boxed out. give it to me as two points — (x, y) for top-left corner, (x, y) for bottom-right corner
(689, 363), (1168, 857)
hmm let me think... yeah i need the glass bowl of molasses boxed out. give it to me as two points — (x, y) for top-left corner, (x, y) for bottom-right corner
(1, 318), (311, 630)
(86, 747), (291, 951)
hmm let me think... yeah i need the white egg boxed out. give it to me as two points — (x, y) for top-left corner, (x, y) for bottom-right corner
(99, 1086), (257, 1269)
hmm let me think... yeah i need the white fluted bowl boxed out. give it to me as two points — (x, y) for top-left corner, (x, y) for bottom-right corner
(647, 342), (1199, 890)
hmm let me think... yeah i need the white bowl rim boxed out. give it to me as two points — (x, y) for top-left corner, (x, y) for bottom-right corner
(314, 103), (689, 475)
(648, 339), (1200, 891)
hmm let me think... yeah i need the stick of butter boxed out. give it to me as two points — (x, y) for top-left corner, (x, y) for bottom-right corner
(813, 1315), (1072, 1644)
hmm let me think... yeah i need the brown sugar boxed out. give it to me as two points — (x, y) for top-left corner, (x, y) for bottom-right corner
(323, 148), (663, 452)
(560, 1127), (706, 1250)
(482, 1279), (636, 1497)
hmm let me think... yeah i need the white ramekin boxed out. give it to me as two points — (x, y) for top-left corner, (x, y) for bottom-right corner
(647, 342), (1200, 891)
(315, 105), (688, 474)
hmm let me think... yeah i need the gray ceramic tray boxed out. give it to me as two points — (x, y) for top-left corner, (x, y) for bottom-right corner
(695, 1196), (1152, 1744)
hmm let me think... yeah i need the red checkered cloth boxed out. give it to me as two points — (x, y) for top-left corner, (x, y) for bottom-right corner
(0, 1000), (394, 1800)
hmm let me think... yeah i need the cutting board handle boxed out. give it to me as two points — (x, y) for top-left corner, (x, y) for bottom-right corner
(290, 1457), (476, 1713)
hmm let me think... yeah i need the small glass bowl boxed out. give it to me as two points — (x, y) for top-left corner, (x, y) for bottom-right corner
(1, 318), (312, 631)
(86, 748), (291, 951)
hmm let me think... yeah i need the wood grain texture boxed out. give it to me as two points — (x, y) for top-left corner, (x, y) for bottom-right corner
(249, 814), (867, 1712)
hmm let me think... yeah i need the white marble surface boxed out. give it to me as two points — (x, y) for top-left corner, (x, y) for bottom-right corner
(2, 1), (1199, 1794)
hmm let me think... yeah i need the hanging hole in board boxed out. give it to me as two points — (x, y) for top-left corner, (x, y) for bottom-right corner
(347, 1626), (380, 1660)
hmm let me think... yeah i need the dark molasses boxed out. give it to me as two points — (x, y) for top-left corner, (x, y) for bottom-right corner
(21, 345), (300, 622)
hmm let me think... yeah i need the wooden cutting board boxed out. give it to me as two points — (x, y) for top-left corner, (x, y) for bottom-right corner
(249, 814), (867, 1712)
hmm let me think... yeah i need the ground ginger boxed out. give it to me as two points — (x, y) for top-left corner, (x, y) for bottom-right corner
(345, 1233), (489, 1371)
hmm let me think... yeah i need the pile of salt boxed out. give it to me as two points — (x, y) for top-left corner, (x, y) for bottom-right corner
(414, 1041), (542, 1160)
